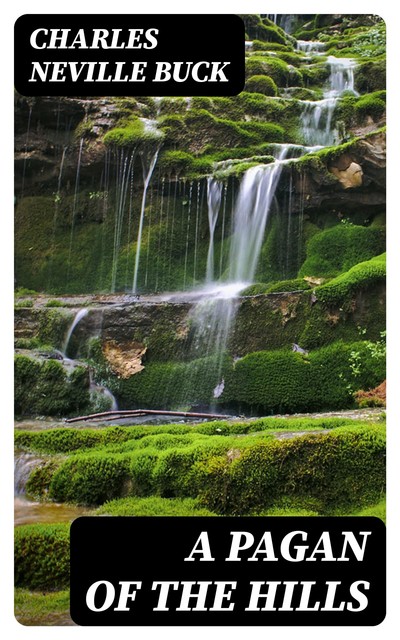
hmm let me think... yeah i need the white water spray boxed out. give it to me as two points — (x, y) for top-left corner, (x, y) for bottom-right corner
(62, 308), (89, 356)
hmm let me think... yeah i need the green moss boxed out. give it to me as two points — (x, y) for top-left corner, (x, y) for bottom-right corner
(246, 56), (292, 86)
(334, 90), (386, 128)
(242, 15), (288, 45)
(25, 459), (62, 500)
(185, 109), (285, 150)
(15, 524), (70, 590)
(354, 93), (386, 120)
(245, 74), (278, 96)
(97, 496), (216, 516)
(74, 118), (94, 140)
(157, 97), (188, 115)
(14, 417), (367, 456)
(14, 354), (91, 417)
(300, 64), (330, 88)
(316, 253), (386, 307)
(104, 354), (231, 410)
(15, 589), (70, 626)
(223, 340), (385, 414)
(158, 150), (196, 176)
(198, 425), (386, 514)
(49, 454), (131, 504)
(15, 195), (119, 294)
(15, 287), (37, 297)
(104, 116), (164, 147)
(351, 497), (386, 522)
(241, 279), (311, 295)
(15, 299), (33, 308)
(355, 59), (386, 93)
(15, 337), (42, 349)
(299, 224), (386, 279)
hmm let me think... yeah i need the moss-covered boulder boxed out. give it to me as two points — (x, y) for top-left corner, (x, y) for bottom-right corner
(14, 353), (91, 416)
(15, 524), (70, 590)
(245, 74), (278, 96)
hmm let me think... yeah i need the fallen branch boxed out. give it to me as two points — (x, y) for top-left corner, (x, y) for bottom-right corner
(65, 408), (234, 424)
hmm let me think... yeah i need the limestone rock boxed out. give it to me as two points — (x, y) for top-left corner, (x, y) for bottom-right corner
(102, 340), (147, 379)
(330, 161), (363, 189)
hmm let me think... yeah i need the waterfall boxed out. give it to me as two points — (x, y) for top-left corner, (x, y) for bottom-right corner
(206, 178), (223, 282)
(62, 308), (89, 356)
(15, 453), (43, 495)
(300, 56), (358, 146)
(228, 147), (288, 283)
(132, 149), (160, 293)
(185, 148), (290, 407)
(296, 40), (325, 53)
(89, 372), (118, 411)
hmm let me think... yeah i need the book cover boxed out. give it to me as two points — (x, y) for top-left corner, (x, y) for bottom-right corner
(8, 3), (392, 636)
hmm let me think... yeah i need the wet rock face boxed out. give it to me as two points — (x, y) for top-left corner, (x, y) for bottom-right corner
(14, 281), (386, 364)
(279, 130), (386, 217)
(14, 95), (122, 193)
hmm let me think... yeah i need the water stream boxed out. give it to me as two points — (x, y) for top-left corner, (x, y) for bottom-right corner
(62, 308), (89, 356)
(181, 48), (360, 401)
(300, 56), (358, 146)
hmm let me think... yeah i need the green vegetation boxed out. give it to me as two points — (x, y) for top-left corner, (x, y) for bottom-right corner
(15, 524), (70, 590)
(13, 416), (367, 454)
(224, 340), (385, 414)
(15, 589), (70, 626)
(245, 74), (278, 96)
(15, 421), (385, 513)
(241, 15), (290, 46)
(14, 17), (387, 629)
(104, 116), (164, 146)
(355, 59), (386, 93)
(14, 354), (91, 416)
(198, 424), (385, 514)
(354, 92), (386, 119)
(97, 496), (216, 516)
(299, 224), (385, 278)
(241, 279), (311, 295)
(316, 253), (386, 307)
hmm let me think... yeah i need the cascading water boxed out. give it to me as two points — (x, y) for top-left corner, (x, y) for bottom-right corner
(228, 147), (289, 283)
(185, 147), (291, 405)
(14, 453), (43, 495)
(296, 40), (325, 54)
(300, 55), (358, 146)
(132, 148), (160, 293)
(206, 177), (223, 283)
(62, 308), (89, 356)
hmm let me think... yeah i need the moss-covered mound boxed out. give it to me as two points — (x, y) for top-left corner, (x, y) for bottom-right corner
(198, 424), (385, 514)
(15, 524), (70, 590)
(14, 354), (91, 416)
(15, 421), (385, 514)
(224, 339), (385, 414)
(299, 224), (385, 278)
